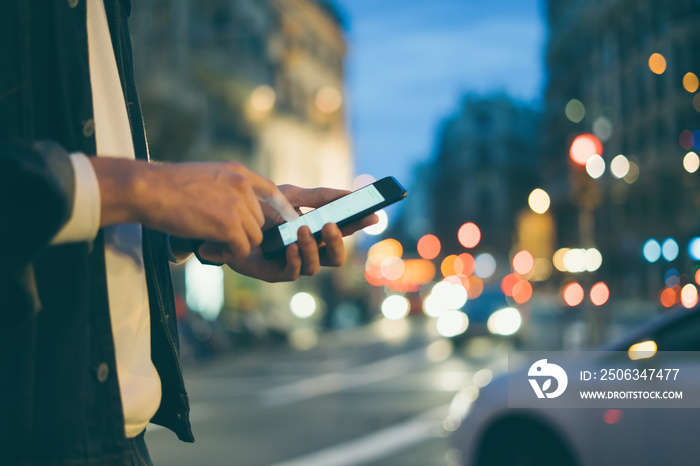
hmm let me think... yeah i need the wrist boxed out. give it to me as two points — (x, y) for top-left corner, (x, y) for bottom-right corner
(90, 157), (152, 226)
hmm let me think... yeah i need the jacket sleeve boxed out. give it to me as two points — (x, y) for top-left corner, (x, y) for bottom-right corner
(0, 140), (76, 275)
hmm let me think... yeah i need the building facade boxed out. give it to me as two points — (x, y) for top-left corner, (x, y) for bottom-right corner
(543, 0), (700, 299)
(411, 94), (540, 268)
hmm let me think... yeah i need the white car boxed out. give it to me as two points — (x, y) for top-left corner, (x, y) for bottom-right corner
(447, 307), (700, 466)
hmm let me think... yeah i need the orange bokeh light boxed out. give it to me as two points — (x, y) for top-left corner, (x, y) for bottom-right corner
(695, 269), (700, 286)
(365, 269), (385, 287)
(458, 222), (481, 248)
(368, 238), (403, 260)
(660, 287), (677, 308)
(684, 72), (700, 93)
(512, 280), (533, 304)
(417, 234), (441, 260)
(454, 253), (475, 276)
(570, 133), (603, 166)
(648, 53), (667, 75)
(467, 276), (484, 300)
(590, 282), (610, 306)
(501, 273), (520, 297)
(512, 250), (534, 275)
(563, 282), (584, 306)
(441, 255), (458, 277)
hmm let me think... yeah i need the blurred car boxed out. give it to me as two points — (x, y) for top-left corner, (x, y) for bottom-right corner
(448, 288), (527, 346)
(446, 307), (700, 466)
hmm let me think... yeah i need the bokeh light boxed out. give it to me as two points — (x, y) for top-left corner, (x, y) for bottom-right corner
(553, 248), (569, 272)
(382, 295), (410, 320)
(290, 292), (317, 318)
(363, 209), (388, 236)
(585, 248), (603, 272)
(501, 273), (519, 297)
(623, 160), (639, 184)
(694, 94), (700, 113)
(610, 154), (630, 179)
(680, 130), (695, 151)
(585, 154), (605, 179)
(436, 310), (469, 337)
(417, 234), (441, 260)
(487, 307), (522, 336)
(512, 280), (533, 304)
(648, 53), (667, 74)
(454, 253), (476, 276)
(603, 409), (623, 425)
(681, 284), (699, 309)
(467, 276), (484, 299)
(683, 72), (700, 93)
(431, 281), (468, 310)
(315, 86), (342, 113)
(590, 282), (610, 306)
(570, 133), (603, 166)
(458, 222), (481, 248)
(665, 269), (680, 288)
(563, 282), (584, 306)
(688, 237), (700, 261)
(565, 99), (585, 123)
(474, 253), (497, 279)
(513, 250), (534, 275)
(528, 188), (551, 214)
(662, 238), (679, 261)
(643, 239), (661, 263)
(250, 85), (276, 111)
(593, 116), (613, 142)
(684, 152), (700, 173)
(660, 287), (677, 308)
(381, 256), (405, 280)
(441, 255), (459, 277)
(629, 340), (658, 360)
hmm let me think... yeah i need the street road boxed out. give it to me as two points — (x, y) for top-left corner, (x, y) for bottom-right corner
(145, 318), (509, 466)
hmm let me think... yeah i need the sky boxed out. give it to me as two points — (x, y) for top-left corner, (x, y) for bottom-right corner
(332, 0), (547, 188)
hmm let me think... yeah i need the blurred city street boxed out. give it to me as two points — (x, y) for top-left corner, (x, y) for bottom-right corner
(146, 318), (508, 466)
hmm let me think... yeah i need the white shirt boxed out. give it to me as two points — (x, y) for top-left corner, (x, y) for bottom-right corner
(52, 0), (162, 438)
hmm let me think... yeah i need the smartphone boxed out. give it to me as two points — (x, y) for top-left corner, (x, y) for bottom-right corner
(261, 176), (407, 258)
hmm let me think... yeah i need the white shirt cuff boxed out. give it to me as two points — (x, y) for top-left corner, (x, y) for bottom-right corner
(51, 153), (101, 245)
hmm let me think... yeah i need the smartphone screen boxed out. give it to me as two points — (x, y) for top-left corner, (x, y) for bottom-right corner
(277, 184), (385, 246)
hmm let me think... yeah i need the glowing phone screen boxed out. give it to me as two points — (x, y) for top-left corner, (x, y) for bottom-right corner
(277, 184), (384, 246)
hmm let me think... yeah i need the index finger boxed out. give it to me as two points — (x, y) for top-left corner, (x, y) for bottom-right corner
(285, 186), (351, 209)
(243, 170), (299, 222)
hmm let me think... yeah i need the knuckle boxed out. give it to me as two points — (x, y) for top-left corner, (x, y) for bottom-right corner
(226, 161), (244, 172)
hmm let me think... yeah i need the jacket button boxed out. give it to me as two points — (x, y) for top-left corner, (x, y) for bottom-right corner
(96, 363), (109, 383)
(68, 0), (79, 8)
(82, 119), (95, 138)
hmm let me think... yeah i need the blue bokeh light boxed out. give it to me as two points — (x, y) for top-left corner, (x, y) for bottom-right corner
(662, 238), (679, 262)
(689, 237), (700, 261)
(643, 239), (661, 263)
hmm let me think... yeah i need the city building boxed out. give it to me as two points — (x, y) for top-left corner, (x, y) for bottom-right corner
(543, 0), (700, 300)
(405, 94), (540, 271)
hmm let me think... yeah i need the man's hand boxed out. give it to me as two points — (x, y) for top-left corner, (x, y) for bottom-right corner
(196, 185), (379, 282)
(90, 158), (298, 258)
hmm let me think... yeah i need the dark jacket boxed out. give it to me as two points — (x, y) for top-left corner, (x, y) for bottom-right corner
(0, 0), (194, 464)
